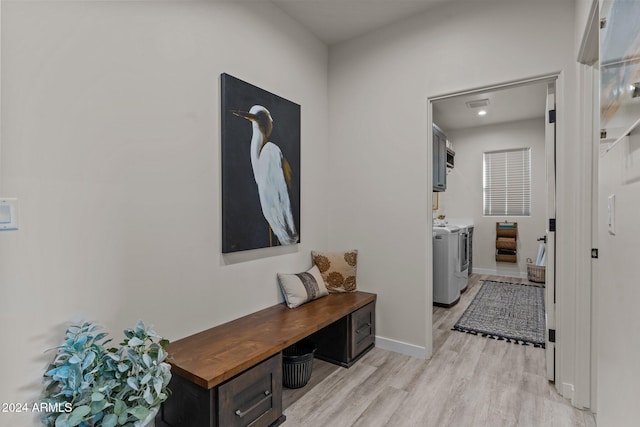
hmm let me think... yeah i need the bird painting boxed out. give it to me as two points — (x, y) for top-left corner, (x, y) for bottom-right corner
(232, 105), (299, 247)
(220, 73), (300, 253)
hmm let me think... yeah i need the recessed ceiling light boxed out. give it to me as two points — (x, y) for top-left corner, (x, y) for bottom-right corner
(478, 110), (487, 116)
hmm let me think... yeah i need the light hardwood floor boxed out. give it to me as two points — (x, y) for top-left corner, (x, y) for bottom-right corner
(283, 274), (596, 426)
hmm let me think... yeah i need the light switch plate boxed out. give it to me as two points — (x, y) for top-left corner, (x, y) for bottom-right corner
(607, 194), (615, 235)
(0, 198), (18, 231)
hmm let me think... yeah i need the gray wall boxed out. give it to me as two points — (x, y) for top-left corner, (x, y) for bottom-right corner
(0, 2), (329, 425)
(327, 0), (578, 360)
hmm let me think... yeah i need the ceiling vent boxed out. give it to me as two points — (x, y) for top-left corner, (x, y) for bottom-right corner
(466, 99), (490, 109)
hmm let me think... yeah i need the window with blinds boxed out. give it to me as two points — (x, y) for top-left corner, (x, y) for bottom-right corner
(483, 148), (531, 216)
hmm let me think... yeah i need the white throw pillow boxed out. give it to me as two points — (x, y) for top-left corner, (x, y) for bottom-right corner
(277, 265), (329, 308)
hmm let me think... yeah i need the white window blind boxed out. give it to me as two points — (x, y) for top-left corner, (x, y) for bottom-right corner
(483, 148), (531, 216)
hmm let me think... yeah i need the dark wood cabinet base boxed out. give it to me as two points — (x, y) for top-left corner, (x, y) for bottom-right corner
(312, 301), (376, 367)
(270, 415), (286, 427)
(158, 292), (377, 427)
(314, 343), (375, 368)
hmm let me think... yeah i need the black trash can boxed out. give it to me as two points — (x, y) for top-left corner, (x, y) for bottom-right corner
(282, 340), (316, 389)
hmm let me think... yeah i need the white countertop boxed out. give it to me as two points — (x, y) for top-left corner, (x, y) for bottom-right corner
(439, 218), (474, 228)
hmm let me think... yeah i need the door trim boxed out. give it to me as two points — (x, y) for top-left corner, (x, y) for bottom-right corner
(428, 72), (560, 382)
(428, 67), (595, 409)
(545, 81), (557, 383)
(570, 63), (596, 411)
(429, 73), (560, 102)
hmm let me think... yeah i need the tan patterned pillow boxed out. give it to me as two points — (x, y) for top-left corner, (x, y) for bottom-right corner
(311, 250), (358, 293)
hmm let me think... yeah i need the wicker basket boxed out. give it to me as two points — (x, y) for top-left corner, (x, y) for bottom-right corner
(527, 263), (546, 284)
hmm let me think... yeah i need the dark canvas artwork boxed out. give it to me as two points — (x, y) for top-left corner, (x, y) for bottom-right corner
(221, 74), (301, 253)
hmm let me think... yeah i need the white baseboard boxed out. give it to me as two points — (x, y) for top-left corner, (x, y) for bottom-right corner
(375, 336), (427, 359)
(473, 268), (527, 279)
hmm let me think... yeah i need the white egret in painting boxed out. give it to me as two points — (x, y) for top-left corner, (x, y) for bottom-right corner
(233, 105), (298, 246)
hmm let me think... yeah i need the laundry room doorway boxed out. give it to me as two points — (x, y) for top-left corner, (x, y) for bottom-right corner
(427, 74), (559, 382)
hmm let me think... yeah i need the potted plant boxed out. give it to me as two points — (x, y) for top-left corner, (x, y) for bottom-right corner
(40, 320), (171, 427)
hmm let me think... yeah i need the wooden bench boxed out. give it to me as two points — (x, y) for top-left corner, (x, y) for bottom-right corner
(158, 291), (377, 427)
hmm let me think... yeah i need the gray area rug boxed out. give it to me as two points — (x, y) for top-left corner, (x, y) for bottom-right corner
(453, 280), (545, 348)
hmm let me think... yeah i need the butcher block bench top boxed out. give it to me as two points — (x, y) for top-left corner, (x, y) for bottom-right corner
(167, 291), (377, 389)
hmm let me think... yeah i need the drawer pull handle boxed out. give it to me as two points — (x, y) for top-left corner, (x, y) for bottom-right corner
(235, 390), (271, 418)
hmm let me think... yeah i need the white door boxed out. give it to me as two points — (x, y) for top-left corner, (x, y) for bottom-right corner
(545, 81), (557, 382)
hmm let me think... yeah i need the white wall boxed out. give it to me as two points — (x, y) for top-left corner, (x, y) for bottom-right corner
(596, 128), (640, 424)
(328, 0), (579, 375)
(442, 118), (547, 278)
(0, 2), (328, 426)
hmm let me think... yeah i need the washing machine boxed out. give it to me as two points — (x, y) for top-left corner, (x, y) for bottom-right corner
(433, 225), (460, 307)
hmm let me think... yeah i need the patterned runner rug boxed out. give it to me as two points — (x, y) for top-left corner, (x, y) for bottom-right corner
(453, 280), (545, 348)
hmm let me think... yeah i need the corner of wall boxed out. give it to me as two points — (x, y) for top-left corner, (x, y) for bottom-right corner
(376, 336), (428, 360)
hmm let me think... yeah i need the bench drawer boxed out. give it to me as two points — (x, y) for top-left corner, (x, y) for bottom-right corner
(351, 302), (375, 358)
(218, 353), (282, 427)
(312, 300), (376, 367)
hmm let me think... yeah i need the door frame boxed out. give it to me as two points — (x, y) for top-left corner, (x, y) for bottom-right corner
(428, 68), (596, 408)
(574, 0), (600, 411)
(564, 63), (597, 411)
(545, 81), (557, 383)
(427, 71), (560, 380)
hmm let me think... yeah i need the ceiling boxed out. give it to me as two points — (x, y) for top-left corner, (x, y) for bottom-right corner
(268, 0), (548, 132)
(271, 0), (449, 46)
(432, 82), (548, 132)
